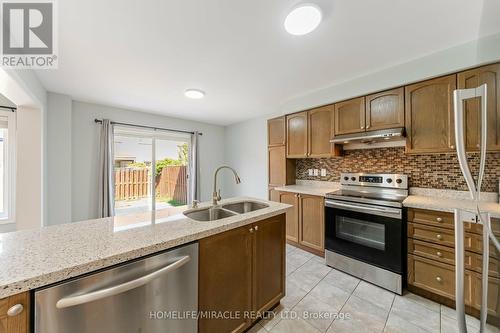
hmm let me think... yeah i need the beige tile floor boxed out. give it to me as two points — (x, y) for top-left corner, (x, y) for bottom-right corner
(247, 244), (500, 333)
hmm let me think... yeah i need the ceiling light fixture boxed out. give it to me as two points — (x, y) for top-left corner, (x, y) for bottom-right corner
(184, 89), (205, 99)
(284, 4), (322, 36)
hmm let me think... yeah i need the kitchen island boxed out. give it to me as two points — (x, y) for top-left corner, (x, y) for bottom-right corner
(0, 197), (290, 333)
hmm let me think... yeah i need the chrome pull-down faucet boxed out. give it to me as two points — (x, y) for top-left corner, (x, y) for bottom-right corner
(212, 166), (241, 205)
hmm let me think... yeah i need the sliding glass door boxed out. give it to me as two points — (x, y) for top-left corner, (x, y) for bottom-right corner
(113, 127), (190, 222)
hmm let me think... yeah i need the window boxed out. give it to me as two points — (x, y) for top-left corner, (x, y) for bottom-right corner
(0, 110), (16, 223)
(113, 126), (190, 223)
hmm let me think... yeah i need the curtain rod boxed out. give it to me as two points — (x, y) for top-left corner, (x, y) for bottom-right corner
(0, 105), (16, 112)
(94, 118), (202, 136)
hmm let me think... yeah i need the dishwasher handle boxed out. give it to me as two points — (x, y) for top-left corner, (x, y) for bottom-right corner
(56, 255), (191, 309)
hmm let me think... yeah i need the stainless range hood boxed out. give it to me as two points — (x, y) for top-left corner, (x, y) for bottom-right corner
(330, 127), (405, 145)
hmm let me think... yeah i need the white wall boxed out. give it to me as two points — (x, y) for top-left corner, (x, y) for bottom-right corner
(16, 107), (43, 230)
(223, 116), (269, 199)
(46, 93), (72, 225)
(223, 33), (500, 198)
(71, 101), (225, 222)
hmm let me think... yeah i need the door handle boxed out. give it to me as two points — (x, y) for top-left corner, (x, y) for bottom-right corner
(56, 255), (190, 309)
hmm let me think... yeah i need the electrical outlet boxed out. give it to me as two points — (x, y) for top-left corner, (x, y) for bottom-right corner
(321, 168), (327, 177)
(313, 169), (319, 176)
(308, 169), (313, 176)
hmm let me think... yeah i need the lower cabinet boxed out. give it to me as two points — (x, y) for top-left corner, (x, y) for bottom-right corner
(198, 214), (285, 333)
(0, 292), (29, 333)
(279, 192), (324, 255)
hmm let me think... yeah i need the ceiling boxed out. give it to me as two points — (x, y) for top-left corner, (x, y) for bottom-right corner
(35, 0), (500, 125)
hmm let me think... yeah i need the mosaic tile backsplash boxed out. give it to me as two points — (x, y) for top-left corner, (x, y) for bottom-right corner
(296, 147), (500, 192)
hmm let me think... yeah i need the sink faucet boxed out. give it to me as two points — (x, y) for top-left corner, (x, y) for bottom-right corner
(213, 166), (241, 205)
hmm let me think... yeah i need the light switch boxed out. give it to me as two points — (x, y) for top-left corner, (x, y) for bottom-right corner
(313, 169), (319, 176)
(321, 168), (327, 177)
(308, 169), (313, 176)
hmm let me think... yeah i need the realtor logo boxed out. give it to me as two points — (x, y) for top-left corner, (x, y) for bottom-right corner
(1, 0), (57, 68)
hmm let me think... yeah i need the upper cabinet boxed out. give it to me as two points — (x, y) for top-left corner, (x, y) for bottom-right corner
(365, 87), (405, 131)
(405, 74), (457, 154)
(286, 108), (340, 158)
(458, 63), (500, 151)
(286, 112), (308, 158)
(267, 116), (286, 146)
(334, 97), (365, 135)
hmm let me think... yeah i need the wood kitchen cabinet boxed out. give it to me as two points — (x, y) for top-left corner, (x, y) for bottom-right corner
(286, 112), (308, 158)
(268, 116), (286, 146)
(0, 292), (29, 333)
(279, 192), (324, 256)
(298, 194), (325, 252)
(405, 74), (457, 153)
(365, 87), (405, 131)
(199, 215), (285, 333)
(458, 63), (500, 151)
(279, 192), (299, 243)
(334, 97), (365, 135)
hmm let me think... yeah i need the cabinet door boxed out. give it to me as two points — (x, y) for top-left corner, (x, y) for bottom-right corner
(286, 112), (308, 158)
(458, 64), (500, 151)
(405, 75), (457, 153)
(471, 272), (500, 317)
(199, 226), (253, 333)
(298, 194), (324, 252)
(0, 292), (29, 333)
(308, 105), (335, 158)
(268, 116), (286, 146)
(334, 97), (365, 135)
(365, 87), (404, 131)
(268, 146), (286, 186)
(279, 192), (299, 243)
(253, 214), (285, 314)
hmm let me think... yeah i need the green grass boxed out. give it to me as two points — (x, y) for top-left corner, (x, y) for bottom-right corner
(156, 196), (186, 207)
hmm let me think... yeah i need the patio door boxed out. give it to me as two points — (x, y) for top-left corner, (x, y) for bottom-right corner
(113, 127), (190, 220)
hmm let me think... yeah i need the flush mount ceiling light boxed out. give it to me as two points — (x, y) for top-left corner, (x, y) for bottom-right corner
(284, 4), (322, 36)
(184, 89), (205, 99)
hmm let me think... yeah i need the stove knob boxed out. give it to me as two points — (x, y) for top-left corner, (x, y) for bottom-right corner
(396, 179), (403, 184)
(344, 176), (349, 181)
(386, 178), (393, 183)
(351, 177), (356, 181)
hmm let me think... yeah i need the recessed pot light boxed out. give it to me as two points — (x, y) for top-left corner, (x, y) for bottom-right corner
(184, 89), (205, 99)
(284, 4), (322, 36)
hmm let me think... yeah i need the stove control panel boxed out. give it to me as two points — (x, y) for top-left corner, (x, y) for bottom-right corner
(340, 173), (408, 189)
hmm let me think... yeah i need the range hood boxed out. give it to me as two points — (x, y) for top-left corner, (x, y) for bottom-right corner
(330, 127), (405, 145)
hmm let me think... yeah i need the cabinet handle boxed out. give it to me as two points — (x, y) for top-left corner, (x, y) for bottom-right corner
(7, 304), (24, 317)
(476, 144), (480, 148)
(249, 228), (254, 233)
(436, 234), (443, 240)
(450, 145), (455, 149)
(436, 217), (443, 222)
(360, 126), (365, 129)
(436, 276), (443, 283)
(254, 226), (259, 231)
(366, 125), (370, 129)
(436, 251), (443, 257)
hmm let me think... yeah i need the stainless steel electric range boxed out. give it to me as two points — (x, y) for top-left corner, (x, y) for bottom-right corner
(324, 173), (408, 294)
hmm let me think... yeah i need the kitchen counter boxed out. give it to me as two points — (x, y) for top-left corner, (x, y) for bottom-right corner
(0, 197), (291, 299)
(275, 180), (340, 197)
(403, 188), (500, 218)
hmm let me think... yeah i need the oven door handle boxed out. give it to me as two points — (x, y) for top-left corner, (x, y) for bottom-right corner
(325, 200), (402, 219)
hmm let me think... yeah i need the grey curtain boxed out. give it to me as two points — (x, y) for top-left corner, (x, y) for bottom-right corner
(188, 131), (200, 204)
(97, 119), (115, 218)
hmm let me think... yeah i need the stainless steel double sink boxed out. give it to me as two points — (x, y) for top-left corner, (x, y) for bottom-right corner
(183, 201), (269, 221)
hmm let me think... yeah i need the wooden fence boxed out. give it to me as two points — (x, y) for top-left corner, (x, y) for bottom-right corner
(114, 166), (187, 205)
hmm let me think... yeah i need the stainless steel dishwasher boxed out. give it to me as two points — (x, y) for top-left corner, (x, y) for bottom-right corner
(34, 242), (198, 333)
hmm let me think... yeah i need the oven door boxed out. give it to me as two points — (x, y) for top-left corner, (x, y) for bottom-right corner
(325, 200), (404, 273)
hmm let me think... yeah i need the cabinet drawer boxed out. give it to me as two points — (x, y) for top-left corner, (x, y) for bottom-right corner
(0, 297), (7, 317)
(408, 239), (499, 277)
(408, 209), (454, 229)
(408, 223), (483, 254)
(408, 254), (473, 304)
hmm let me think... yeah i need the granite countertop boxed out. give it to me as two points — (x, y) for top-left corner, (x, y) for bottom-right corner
(0, 197), (291, 299)
(403, 188), (500, 218)
(275, 180), (340, 197)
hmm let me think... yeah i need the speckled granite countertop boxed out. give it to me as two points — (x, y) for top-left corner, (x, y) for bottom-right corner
(0, 197), (291, 299)
(275, 180), (340, 197)
(403, 188), (500, 218)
